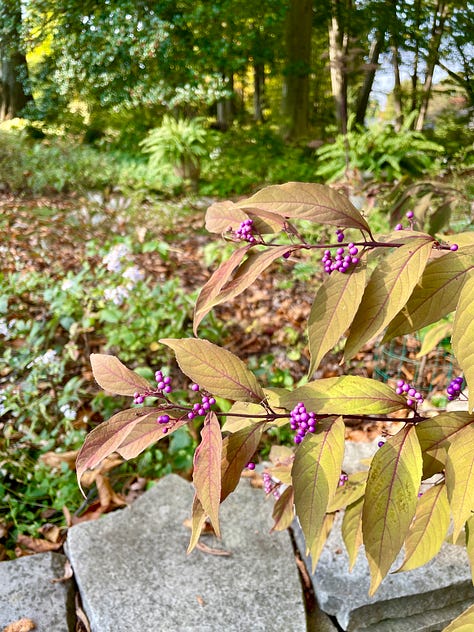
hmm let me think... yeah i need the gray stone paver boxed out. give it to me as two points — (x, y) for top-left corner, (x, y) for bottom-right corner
(0, 552), (75, 632)
(66, 474), (306, 632)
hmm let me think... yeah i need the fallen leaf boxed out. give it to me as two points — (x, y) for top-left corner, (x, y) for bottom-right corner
(39, 450), (78, 470)
(16, 534), (63, 553)
(195, 542), (232, 556)
(51, 559), (73, 583)
(2, 618), (36, 632)
(38, 523), (64, 544)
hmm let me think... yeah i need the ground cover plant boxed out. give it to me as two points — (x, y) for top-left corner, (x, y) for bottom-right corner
(78, 182), (474, 626)
(0, 194), (230, 555)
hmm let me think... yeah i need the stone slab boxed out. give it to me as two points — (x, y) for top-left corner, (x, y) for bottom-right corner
(66, 474), (306, 632)
(293, 513), (474, 631)
(0, 552), (75, 631)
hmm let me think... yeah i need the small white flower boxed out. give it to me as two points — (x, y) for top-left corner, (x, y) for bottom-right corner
(61, 279), (74, 291)
(104, 286), (129, 306)
(0, 320), (9, 338)
(60, 403), (77, 420)
(122, 266), (145, 284)
(27, 349), (59, 368)
(102, 244), (131, 272)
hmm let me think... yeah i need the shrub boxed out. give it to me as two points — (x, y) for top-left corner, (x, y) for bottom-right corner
(79, 181), (474, 614)
(140, 115), (211, 189)
(315, 113), (444, 183)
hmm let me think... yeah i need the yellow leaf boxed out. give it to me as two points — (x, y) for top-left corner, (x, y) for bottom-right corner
(442, 604), (474, 631)
(345, 236), (433, 360)
(342, 497), (364, 571)
(362, 425), (423, 595)
(308, 260), (366, 376)
(445, 423), (474, 541)
(396, 483), (450, 572)
(452, 273), (474, 412)
(292, 417), (345, 572)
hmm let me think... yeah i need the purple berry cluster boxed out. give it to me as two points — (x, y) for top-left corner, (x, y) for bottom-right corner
(395, 379), (423, 408)
(338, 473), (349, 487)
(395, 210), (415, 231)
(154, 370), (172, 394)
(322, 243), (360, 274)
(290, 402), (317, 444)
(187, 384), (216, 420)
(447, 376), (464, 401)
(263, 472), (281, 498)
(235, 218), (257, 243)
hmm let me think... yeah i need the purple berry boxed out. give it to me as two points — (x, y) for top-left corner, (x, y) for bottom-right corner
(406, 210), (414, 219)
(378, 440), (385, 448)
(395, 223), (403, 231)
(246, 462), (256, 470)
(191, 383), (200, 392)
(450, 244), (459, 251)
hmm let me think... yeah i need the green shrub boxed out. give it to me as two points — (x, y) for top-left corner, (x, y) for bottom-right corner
(315, 113), (444, 183)
(140, 115), (211, 189)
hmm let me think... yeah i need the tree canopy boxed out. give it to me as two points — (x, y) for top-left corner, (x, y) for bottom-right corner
(0, 0), (472, 139)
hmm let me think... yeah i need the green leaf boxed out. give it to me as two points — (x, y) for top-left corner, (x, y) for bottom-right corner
(344, 237), (434, 360)
(416, 321), (452, 358)
(342, 497), (364, 571)
(416, 413), (474, 478)
(465, 515), (474, 584)
(327, 470), (367, 512)
(292, 417), (345, 571)
(445, 423), (474, 541)
(220, 422), (265, 502)
(116, 412), (188, 460)
(187, 494), (208, 554)
(76, 407), (158, 494)
(193, 245), (251, 333)
(193, 411), (222, 537)
(362, 425), (423, 595)
(385, 246), (474, 340)
(442, 604), (474, 631)
(236, 182), (371, 233)
(90, 354), (152, 396)
(271, 486), (295, 532)
(396, 483), (450, 572)
(281, 376), (407, 415)
(307, 260), (367, 377)
(452, 273), (474, 412)
(160, 338), (265, 403)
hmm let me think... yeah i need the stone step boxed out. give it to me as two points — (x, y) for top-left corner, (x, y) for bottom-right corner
(0, 551), (75, 631)
(65, 474), (308, 632)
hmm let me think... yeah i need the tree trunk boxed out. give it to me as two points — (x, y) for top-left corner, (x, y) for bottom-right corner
(390, 41), (403, 131)
(328, 0), (348, 134)
(415, 1), (450, 131)
(410, 0), (422, 114)
(253, 62), (265, 123)
(282, 0), (313, 140)
(355, 30), (385, 127)
(216, 74), (234, 131)
(0, 0), (32, 121)
(0, 52), (32, 120)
